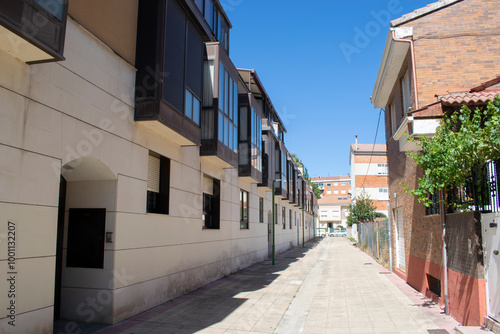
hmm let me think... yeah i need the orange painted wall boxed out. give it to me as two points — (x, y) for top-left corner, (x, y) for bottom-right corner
(406, 255), (487, 326)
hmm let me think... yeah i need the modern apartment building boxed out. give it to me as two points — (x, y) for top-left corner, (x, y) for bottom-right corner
(0, 0), (317, 331)
(310, 175), (351, 200)
(371, 0), (500, 326)
(349, 143), (389, 217)
(310, 176), (351, 232)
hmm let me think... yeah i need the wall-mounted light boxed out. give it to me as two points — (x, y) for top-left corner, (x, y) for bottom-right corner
(106, 232), (113, 243)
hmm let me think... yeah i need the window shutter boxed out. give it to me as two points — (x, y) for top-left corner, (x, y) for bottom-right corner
(148, 155), (160, 193)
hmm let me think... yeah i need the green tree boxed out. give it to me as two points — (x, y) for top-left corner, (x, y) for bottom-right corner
(405, 95), (500, 208)
(346, 190), (378, 226)
(311, 183), (322, 199)
(291, 153), (322, 199)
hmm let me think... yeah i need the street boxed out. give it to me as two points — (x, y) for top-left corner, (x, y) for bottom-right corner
(58, 237), (459, 334)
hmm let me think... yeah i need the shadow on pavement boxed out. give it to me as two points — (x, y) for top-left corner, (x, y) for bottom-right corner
(53, 239), (321, 334)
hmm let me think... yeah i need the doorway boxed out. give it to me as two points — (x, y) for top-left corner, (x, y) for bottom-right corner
(394, 207), (406, 271)
(482, 213), (500, 322)
(54, 176), (66, 320)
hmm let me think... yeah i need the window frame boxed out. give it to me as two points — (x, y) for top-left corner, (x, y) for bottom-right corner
(240, 189), (249, 229)
(282, 206), (286, 229)
(203, 176), (220, 229)
(147, 152), (170, 215)
(401, 69), (411, 115)
(259, 197), (264, 223)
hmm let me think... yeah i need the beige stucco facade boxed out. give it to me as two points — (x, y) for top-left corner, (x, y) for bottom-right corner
(0, 14), (315, 332)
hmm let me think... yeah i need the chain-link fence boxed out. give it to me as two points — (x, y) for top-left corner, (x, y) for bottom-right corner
(357, 219), (390, 268)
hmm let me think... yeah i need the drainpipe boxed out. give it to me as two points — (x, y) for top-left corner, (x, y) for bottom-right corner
(390, 28), (419, 110)
(439, 190), (450, 315)
(388, 202), (393, 272)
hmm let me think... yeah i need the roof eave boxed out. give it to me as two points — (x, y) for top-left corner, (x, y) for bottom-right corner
(390, 0), (463, 27)
(371, 31), (410, 109)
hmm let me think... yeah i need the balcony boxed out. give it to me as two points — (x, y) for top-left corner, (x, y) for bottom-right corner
(259, 129), (276, 190)
(135, 0), (214, 146)
(237, 93), (263, 183)
(0, 0), (68, 63)
(200, 42), (238, 168)
(274, 141), (289, 199)
(393, 115), (440, 152)
(288, 161), (297, 205)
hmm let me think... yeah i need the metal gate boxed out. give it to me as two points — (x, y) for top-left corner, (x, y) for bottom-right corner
(482, 213), (500, 322)
(395, 207), (406, 271)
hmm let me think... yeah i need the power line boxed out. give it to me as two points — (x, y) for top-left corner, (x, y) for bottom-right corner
(360, 108), (384, 190)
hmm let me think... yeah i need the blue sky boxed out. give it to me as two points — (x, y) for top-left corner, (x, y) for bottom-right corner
(224, 0), (432, 177)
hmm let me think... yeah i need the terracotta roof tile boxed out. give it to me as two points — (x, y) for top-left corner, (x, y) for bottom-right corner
(318, 197), (351, 205)
(439, 91), (500, 106)
(350, 144), (387, 153)
(311, 176), (350, 182)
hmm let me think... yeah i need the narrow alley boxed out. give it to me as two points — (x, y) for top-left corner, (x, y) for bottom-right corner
(58, 238), (459, 334)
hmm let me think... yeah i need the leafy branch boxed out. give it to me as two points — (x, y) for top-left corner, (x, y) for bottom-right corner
(405, 95), (500, 208)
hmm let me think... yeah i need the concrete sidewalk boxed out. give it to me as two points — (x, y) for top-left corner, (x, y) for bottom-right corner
(55, 237), (459, 334)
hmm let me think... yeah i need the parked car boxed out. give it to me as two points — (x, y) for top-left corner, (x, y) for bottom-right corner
(329, 230), (347, 237)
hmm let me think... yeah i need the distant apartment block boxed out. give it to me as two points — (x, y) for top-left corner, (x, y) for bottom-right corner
(349, 143), (389, 217)
(311, 176), (351, 232)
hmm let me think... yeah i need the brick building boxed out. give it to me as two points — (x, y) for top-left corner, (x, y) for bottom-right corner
(349, 143), (389, 217)
(371, 0), (500, 326)
(310, 176), (351, 232)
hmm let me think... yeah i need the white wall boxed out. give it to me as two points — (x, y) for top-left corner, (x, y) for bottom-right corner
(0, 18), (316, 331)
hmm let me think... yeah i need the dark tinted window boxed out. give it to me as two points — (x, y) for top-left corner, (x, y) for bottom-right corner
(163, 0), (186, 112)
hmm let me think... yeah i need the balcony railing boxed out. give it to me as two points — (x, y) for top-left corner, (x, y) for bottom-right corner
(0, 0), (68, 62)
(448, 160), (500, 213)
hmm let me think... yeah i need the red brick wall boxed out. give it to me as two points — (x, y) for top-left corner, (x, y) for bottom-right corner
(353, 155), (387, 164)
(354, 175), (388, 189)
(383, 1), (496, 325)
(400, 0), (500, 107)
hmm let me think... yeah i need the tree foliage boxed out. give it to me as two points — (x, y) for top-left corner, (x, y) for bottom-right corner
(291, 153), (322, 199)
(346, 190), (378, 226)
(405, 95), (500, 207)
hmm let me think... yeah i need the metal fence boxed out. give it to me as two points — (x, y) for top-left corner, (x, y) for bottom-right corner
(357, 219), (390, 268)
(448, 160), (500, 213)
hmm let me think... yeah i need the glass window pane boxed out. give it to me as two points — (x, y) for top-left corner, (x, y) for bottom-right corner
(195, 0), (203, 12)
(239, 107), (247, 141)
(229, 79), (233, 120)
(225, 74), (230, 115)
(233, 82), (238, 123)
(193, 96), (200, 125)
(219, 64), (224, 111)
(205, 0), (214, 31)
(218, 112), (224, 142)
(203, 60), (214, 107)
(217, 12), (221, 41)
(34, 0), (64, 20)
(233, 126), (237, 151)
(185, 90), (193, 119)
(224, 117), (229, 146)
(229, 123), (233, 150)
